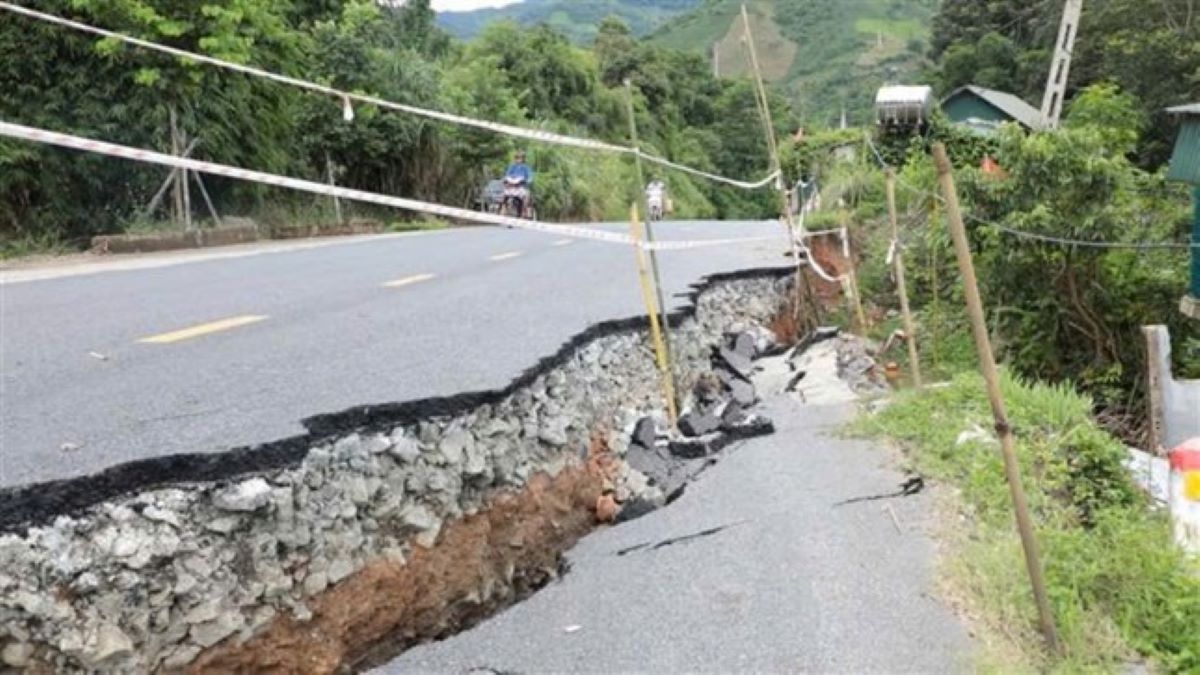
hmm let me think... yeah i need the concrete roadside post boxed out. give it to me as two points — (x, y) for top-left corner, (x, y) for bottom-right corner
(624, 78), (680, 416)
(628, 203), (679, 426)
(886, 168), (923, 387)
(932, 143), (1061, 654)
(1169, 438), (1200, 554)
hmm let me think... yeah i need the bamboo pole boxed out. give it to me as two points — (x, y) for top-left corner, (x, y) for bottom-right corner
(932, 143), (1060, 654)
(326, 150), (344, 226)
(191, 170), (222, 227)
(886, 169), (922, 387)
(624, 79), (679, 414)
(168, 104), (184, 228)
(629, 203), (679, 426)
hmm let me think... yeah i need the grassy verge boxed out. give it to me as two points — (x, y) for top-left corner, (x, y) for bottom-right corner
(851, 371), (1200, 672)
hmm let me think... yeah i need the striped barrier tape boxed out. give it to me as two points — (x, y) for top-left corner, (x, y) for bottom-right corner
(0, 120), (781, 252)
(1, 2), (779, 191)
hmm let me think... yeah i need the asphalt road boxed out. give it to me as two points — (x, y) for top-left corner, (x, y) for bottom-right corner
(0, 221), (783, 488)
(377, 396), (972, 673)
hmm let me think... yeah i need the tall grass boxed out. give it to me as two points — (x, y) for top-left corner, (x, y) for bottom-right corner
(853, 372), (1200, 672)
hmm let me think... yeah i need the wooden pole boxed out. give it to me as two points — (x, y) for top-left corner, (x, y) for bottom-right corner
(629, 203), (679, 426)
(624, 79), (680, 415)
(886, 169), (922, 387)
(169, 104), (184, 228)
(191, 170), (222, 227)
(179, 127), (193, 231)
(326, 150), (344, 226)
(141, 137), (199, 221)
(740, 3), (821, 336)
(932, 143), (1061, 654)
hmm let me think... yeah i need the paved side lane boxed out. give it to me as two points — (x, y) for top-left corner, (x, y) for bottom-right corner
(377, 399), (973, 673)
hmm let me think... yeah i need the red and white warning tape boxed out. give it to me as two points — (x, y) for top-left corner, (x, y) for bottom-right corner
(0, 120), (780, 251)
(0, 2), (779, 190)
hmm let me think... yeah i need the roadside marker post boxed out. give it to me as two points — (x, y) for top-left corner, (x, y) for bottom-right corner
(629, 203), (679, 426)
(932, 143), (1061, 654)
(886, 168), (923, 388)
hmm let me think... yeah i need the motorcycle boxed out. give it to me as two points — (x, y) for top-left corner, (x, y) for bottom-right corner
(646, 197), (664, 222)
(500, 176), (533, 220)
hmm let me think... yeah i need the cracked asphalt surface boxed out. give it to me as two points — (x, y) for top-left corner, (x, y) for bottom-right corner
(0, 222), (782, 487)
(377, 395), (972, 673)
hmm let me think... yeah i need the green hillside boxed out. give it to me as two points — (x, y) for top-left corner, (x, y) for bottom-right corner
(437, 0), (702, 43)
(649, 0), (938, 126)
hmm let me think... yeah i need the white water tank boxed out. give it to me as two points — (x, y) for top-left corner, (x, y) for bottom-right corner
(875, 85), (934, 127)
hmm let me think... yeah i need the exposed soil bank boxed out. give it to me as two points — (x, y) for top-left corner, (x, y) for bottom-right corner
(189, 463), (607, 674)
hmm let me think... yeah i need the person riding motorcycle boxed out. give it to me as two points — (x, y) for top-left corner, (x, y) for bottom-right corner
(645, 178), (667, 221)
(502, 151), (534, 219)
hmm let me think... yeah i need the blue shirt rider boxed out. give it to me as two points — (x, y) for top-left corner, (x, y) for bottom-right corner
(504, 151), (533, 186)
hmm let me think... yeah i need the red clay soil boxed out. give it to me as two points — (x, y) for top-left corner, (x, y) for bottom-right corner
(805, 232), (853, 305)
(186, 448), (617, 675)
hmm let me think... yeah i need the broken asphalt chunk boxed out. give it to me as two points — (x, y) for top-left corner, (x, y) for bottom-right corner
(631, 416), (657, 449)
(677, 411), (721, 438)
(716, 345), (754, 380)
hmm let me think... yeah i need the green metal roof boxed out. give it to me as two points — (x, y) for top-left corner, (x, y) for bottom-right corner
(1167, 112), (1200, 185)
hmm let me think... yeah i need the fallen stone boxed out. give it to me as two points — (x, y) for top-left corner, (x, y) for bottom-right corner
(716, 346), (754, 380)
(678, 412), (721, 438)
(718, 369), (757, 406)
(2, 642), (33, 668)
(538, 417), (570, 447)
(205, 515), (243, 534)
(388, 432), (421, 463)
(212, 478), (272, 512)
(141, 505), (182, 529)
(632, 417), (657, 449)
(327, 557), (355, 584)
(615, 496), (661, 524)
(732, 332), (756, 359)
(303, 571), (329, 596)
(438, 429), (473, 466)
(82, 622), (133, 667)
(189, 613), (244, 649)
(363, 433), (391, 455)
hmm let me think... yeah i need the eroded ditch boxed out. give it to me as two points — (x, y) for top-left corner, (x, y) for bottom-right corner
(0, 267), (797, 673)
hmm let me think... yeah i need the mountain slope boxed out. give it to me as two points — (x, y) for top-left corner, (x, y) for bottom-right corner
(437, 0), (702, 43)
(650, 0), (937, 126)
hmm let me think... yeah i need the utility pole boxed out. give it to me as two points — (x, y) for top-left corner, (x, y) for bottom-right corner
(1040, 0), (1083, 129)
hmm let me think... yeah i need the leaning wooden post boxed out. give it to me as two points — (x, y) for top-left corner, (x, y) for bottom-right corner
(624, 79), (680, 415)
(629, 203), (679, 426)
(886, 168), (922, 387)
(932, 143), (1061, 654)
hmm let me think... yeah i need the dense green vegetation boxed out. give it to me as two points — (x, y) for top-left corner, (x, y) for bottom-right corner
(929, 0), (1200, 166)
(436, 0), (701, 43)
(0, 0), (789, 254)
(649, 0), (938, 126)
(854, 372), (1200, 671)
(789, 85), (1198, 430)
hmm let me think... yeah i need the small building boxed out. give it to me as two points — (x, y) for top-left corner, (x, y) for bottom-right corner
(875, 85), (934, 129)
(1166, 103), (1200, 319)
(942, 85), (1044, 134)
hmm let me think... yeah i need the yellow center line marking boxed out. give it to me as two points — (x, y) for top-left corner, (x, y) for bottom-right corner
(490, 251), (523, 261)
(382, 273), (435, 288)
(138, 315), (268, 345)
(552, 239), (574, 247)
